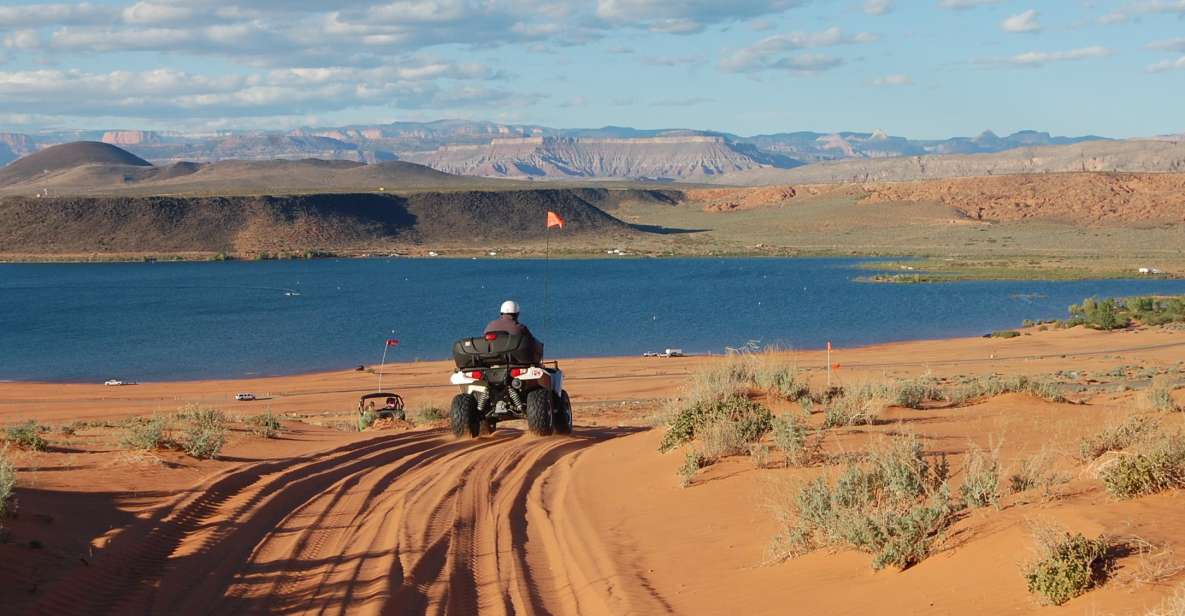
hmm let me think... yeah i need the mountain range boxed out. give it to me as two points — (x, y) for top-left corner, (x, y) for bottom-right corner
(0, 121), (1110, 181)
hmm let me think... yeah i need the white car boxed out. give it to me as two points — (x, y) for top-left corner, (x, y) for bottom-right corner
(104, 379), (125, 386)
(235, 393), (256, 401)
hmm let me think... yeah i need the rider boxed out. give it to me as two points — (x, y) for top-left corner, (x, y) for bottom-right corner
(484, 300), (533, 337)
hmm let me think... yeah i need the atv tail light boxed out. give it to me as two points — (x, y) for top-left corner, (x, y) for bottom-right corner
(484, 333), (497, 341)
(465, 370), (484, 380)
(510, 368), (524, 377)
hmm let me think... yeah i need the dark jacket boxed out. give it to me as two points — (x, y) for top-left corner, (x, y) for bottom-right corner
(484, 315), (531, 337)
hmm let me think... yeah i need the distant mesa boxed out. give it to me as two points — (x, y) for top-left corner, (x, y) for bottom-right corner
(0, 141), (152, 185)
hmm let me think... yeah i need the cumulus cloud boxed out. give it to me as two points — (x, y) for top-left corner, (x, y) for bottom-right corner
(720, 26), (875, 73)
(1099, 0), (1185, 23)
(1147, 56), (1185, 72)
(0, 2), (114, 28)
(863, 0), (894, 15)
(870, 73), (912, 86)
(1148, 38), (1185, 52)
(1001, 9), (1040, 33)
(984, 46), (1111, 67)
(938, 0), (1003, 9)
(595, 0), (806, 34)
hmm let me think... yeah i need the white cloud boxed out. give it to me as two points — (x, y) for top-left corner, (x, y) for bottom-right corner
(938, 0), (1003, 9)
(122, 2), (195, 24)
(1148, 38), (1185, 51)
(870, 73), (912, 86)
(1098, 0), (1185, 23)
(863, 0), (893, 16)
(720, 26), (875, 73)
(1001, 9), (1040, 33)
(991, 46), (1111, 67)
(596, 0), (806, 34)
(2, 29), (42, 50)
(0, 2), (113, 28)
(1147, 56), (1185, 72)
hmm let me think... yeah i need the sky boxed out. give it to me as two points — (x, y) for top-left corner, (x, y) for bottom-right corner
(0, 0), (1183, 138)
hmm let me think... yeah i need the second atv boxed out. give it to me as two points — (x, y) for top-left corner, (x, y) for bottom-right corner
(449, 330), (573, 437)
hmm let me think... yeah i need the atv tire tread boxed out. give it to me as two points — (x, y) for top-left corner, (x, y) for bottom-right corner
(525, 389), (554, 436)
(450, 394), (480, 438)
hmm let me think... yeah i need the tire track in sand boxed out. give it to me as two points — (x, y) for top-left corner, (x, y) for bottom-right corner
(26, 425), (663, 616)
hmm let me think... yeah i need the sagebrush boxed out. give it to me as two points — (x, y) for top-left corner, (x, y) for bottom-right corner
(4, 420), (48, 452)
(659, 395), (772, 453)
(1024, 530), (1111, 606)
(0, 451), (15, 521)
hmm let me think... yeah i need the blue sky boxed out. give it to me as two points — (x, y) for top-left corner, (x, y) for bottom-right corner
(0, 0), (1183, 138)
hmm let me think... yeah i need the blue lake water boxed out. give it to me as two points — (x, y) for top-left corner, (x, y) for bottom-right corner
(3, 258), (1185, 382)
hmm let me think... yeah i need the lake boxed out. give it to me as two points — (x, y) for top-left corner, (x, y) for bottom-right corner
(3, 258), (1185, 382)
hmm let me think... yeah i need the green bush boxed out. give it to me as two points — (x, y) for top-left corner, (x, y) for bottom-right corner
(1099, 433), (1185, 499)
(1007, 448), (1066, 497)
(769, 435), (956, 570)
(771, 413), (824, 466)
(246, 412), (282, 438)
(119, 416), (172, 451)
(4, 421), (48, 451)
(1078, 416), (1160, 461)
(180, 409), (227, 459)
(0, 452), (15, 521)
(659, 395), (772, 453)
(893, 377), (944, 409)
(414, 405), (448, 424)
(1024, 532), (1111, 605)
(960, 445), (1000, 509)
(1141, 378), (1181, 413)
(1063, 295), (1185, 331)
(991, 330), (1022, 339)
(678, 450), (709, 487)
(823, 383), (889, 428)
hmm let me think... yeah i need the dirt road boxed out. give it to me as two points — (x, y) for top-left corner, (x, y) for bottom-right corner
(29, 427), (671, 616)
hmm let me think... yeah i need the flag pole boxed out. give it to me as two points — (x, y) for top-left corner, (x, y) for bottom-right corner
(544, 226), (551, 341)
(378, 330), (394, 393)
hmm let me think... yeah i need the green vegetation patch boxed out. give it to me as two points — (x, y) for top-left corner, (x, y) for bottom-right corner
(1024, 532), (1111, 606)
(4, 420), (48, 452)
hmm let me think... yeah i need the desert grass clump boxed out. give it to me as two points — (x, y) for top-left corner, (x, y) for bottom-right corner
(0, 451), (15, 521)
(246, 412), (282, 438)
(750, 353), (810, 401)
(678, 450), (709, 487)
(413, 404), (448, 424)
(659, 395), (772, 453)
(769, 435), (956, 570)
(180, 408), (227, 459)
(1141, 377), (1182, 413)
(1024, 529), (1111, 606)
(960, 444), (1000, 509)
(4, 420), (48, 452)
(1144, 582), (1185, 616)
(893, 377), (945, 409)
(1008, 447), (1067, 497)
(771, 413), (825, 466)
(822, 384), (889, 428)
(1078, 416), (1160, 461)
(749, 442), (772, 468)
(1100, 433), (1185, 499)
(119, 416), (172, 451)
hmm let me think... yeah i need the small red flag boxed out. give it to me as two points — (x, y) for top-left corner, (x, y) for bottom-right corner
(546, 210), (565, 229)
(386, 338), (399, 347)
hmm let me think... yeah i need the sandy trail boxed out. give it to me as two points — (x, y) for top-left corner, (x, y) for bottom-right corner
(29, 427), (661, 616)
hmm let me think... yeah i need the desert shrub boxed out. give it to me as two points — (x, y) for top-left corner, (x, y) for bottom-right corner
(688, 357), (754, 401)
(358, 409), (378, 432)
(1008, 448), (1067, 497)
(822, 383), (890, 428)
(59, 421), (81, 436)
(246, 412), (282, 438)
(751, 355), (810, 401)
(893, 377), (944, 409)
(771, 413), (824, 466)
(1068, 297), (1130, 331)
(659, 395), (772, 453)
(180, 409), (227, 459)
(678, 450), (709, 487)
(1078, 416), (1160, 461)
(0, 452), (15, 521)
(1024, 531), (1111, 605)
(769, 435), (956, 570)
(749, 442), (771, 468)
(960, 445), (1000, 509)
(414, 405), (448, 424)
(699, 419), (748, 460)
(1144, 582), (1185, 616)
(991, 330), (1021, 339)
(119, 416), (172, 450)
(1142, 378), (1181, 413)
(4, 421), (48, 451)
(1100, 433), (1185, 499)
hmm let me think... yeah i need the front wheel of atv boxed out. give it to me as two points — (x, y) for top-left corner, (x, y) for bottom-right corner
(450, 393), (480, 438)
(525, 389), (554, 436)
(554, 391), (573, 435)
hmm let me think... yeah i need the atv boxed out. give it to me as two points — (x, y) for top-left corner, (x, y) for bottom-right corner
(449, 331), (573, 437)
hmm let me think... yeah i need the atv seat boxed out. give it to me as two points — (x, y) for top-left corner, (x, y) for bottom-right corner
(453, 331), (543, 369)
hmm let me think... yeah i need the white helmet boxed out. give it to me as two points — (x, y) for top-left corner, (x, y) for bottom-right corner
(500, 300), (520, 315)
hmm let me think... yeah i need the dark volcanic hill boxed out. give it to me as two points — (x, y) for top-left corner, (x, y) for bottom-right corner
(0, 190), (646, 257)
(0, 141), (151, 185)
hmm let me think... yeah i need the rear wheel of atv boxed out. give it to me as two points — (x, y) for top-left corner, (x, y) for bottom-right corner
(554, 391), (573, 435)
(525, 389), (554, 436)
(480, 419), (496, 436)
(450, 394), (480, 438)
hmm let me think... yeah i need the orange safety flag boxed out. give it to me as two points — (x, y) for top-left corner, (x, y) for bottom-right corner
(546, 210), (566, 229)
